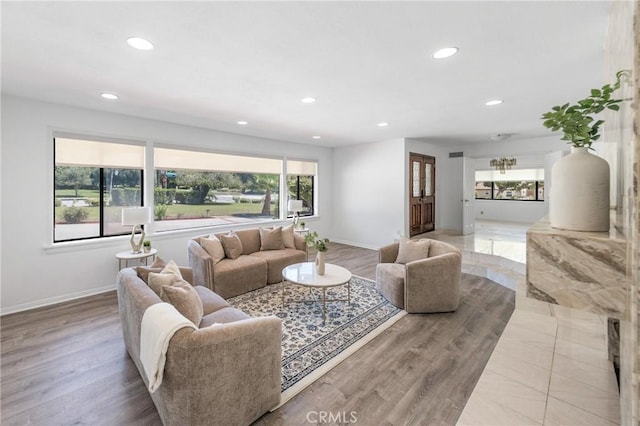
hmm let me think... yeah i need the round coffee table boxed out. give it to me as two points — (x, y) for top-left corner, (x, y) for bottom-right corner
(281, 262), (352, 324)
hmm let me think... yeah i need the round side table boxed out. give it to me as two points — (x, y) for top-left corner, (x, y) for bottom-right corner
(116, 248), (158, 269)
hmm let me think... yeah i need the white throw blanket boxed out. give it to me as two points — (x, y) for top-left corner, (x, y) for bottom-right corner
(140, 302), (197, 393)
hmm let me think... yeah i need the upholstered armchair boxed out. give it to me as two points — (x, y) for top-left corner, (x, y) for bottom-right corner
(376, 239), (461, 313)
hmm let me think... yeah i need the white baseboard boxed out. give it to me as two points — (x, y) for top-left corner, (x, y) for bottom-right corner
(330, 238), (379, 251)
(1, 284), (116, 316)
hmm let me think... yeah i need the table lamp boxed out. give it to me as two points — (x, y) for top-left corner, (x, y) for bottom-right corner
(121, 207), (152, 253)
(288, 199), (303, 227)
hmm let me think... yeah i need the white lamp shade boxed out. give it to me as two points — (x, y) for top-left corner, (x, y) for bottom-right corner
(288, 200), (303, 212)
(121, 207), (152, 225)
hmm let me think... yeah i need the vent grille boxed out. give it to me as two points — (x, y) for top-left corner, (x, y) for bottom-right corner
(449, 152), (463, 158)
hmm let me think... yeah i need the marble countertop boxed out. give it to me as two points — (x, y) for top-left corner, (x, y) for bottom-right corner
(527, 215), (625, 241)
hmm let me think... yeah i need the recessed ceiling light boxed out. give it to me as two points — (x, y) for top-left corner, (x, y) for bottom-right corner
(377, 122), (389, 127)
(485, 99), (503, 106)
(301, 97), (316, 104)
(312, 136), (321, 139)
(126, 37), (154, 51)
(100, 93), (118, 100)
(432, 47), (458, 59)
(237, 121), (248, 125)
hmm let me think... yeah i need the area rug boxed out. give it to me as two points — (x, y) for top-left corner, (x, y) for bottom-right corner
(227, 275), (406, 407)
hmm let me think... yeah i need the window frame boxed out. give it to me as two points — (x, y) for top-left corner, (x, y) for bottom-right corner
(53, 136), (145, 243)
(475, 180), (544, 202)
(51, 137), (320, 243)
(287, 174), (315, 217)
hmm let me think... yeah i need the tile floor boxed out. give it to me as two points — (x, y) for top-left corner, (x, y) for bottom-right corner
(423, 220), (620, 426)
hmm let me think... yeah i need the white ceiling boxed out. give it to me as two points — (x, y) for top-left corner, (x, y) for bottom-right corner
(1, 1), (611, 148)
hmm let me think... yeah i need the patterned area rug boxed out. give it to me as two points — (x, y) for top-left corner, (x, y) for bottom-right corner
(228, 275), (405, 407)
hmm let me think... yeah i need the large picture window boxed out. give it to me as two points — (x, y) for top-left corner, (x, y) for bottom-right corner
(54, 137), (144, 242)
(475, 169), (544, 201)
(153, 148), (282, 232)
(53, 139), (319, 241)
(287, 160), (316, 217)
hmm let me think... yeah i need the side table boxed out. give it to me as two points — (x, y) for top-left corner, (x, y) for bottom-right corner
(116, 248), (158, 269)
(294, 228), (310, 236)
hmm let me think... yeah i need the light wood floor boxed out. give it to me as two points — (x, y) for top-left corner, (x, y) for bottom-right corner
(1, 243), (515, 425)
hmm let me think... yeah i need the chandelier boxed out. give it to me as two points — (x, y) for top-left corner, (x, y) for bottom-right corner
(490, 157), (517, 174)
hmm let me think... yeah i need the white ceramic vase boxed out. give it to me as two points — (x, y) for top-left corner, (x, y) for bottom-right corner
(550, 146), (610, 232)
(315, 251), (326, 275)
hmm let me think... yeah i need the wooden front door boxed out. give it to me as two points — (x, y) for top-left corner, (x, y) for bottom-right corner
(409, 153), (435, 237)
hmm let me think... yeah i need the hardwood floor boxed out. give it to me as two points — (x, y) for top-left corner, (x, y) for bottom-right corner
(1, 243), (514, 425)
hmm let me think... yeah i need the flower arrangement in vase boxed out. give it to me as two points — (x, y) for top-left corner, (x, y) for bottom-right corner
(541, 70), (631, 232)
(304, 232), (330, 275)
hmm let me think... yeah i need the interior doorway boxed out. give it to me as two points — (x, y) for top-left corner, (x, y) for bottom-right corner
(409, 153), (435, 237)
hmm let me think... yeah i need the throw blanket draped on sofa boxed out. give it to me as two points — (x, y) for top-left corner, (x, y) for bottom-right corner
(140, 302), (197, 392)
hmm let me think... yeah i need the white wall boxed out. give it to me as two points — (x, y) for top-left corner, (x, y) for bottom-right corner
(332, 139), (405, 249)
(475, 200), (547, 223)
(0, 96), (333, 314)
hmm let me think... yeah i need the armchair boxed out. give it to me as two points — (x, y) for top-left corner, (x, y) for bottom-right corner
(376, 239), (461, 313)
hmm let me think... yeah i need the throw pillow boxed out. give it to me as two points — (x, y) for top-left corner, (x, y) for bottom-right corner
(219, 231), (243, 260)
(259, 226), (285, 251)
(147, 260), (184, 295)
(160, 280), (204, 326)
(136, 256), (167, 283)
(200, 235), (226, 264)
(395, 239), (431, 264)
(282, 224), (296, 249)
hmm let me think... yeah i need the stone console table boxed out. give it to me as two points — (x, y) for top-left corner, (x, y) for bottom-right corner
(526, 217), (628, 370)
(526, 217), (627, 319)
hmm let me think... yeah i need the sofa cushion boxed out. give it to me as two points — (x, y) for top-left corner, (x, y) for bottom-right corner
(194, 285), (230, 315)
(235, 228), (261, 254)
(376, 263), (406, 309)
(213, 255), (268, 298)
(260, 226), (285, 251)
(136, 256), (167, 283)
(220, 231), (244, 260)
(201, 235), (226, 264)
(250, 249), (306, 284)
(199, 307), (251, 327)
(395, 238), (430, 264)
(148, 260), (183, 295)
(160, 280), (204, 326)
(282, 224), (296, 249)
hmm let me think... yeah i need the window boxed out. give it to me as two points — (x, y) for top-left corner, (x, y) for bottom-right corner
(287, 160), (317, 217)
(475, 169), (544, 202)
(54, 137), (144, 242)
(153, 147), (282, 232)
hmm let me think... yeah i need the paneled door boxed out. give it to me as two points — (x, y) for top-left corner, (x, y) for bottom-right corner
(409, 153), (435, 237)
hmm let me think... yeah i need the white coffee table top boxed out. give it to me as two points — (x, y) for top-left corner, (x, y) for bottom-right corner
(282, 262), (352, 288)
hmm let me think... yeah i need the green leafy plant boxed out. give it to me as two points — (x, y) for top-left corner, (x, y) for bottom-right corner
(541, 70), (631, 148)
(154, 204), (168, 220)
(62, 206), (89, 224)
(304, 231), (330, 252)
(143, 240), (151, 247)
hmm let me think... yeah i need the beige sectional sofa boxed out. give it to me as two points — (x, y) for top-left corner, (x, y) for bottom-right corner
(188, 226), (307, 298)
(116, 266), (282, 426)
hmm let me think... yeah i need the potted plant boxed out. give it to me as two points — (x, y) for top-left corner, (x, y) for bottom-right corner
(299, 221), (306, 230)
(143, 240), (151, 253)
(541, 69), (631, 232)
(304, 232), (330, 275)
